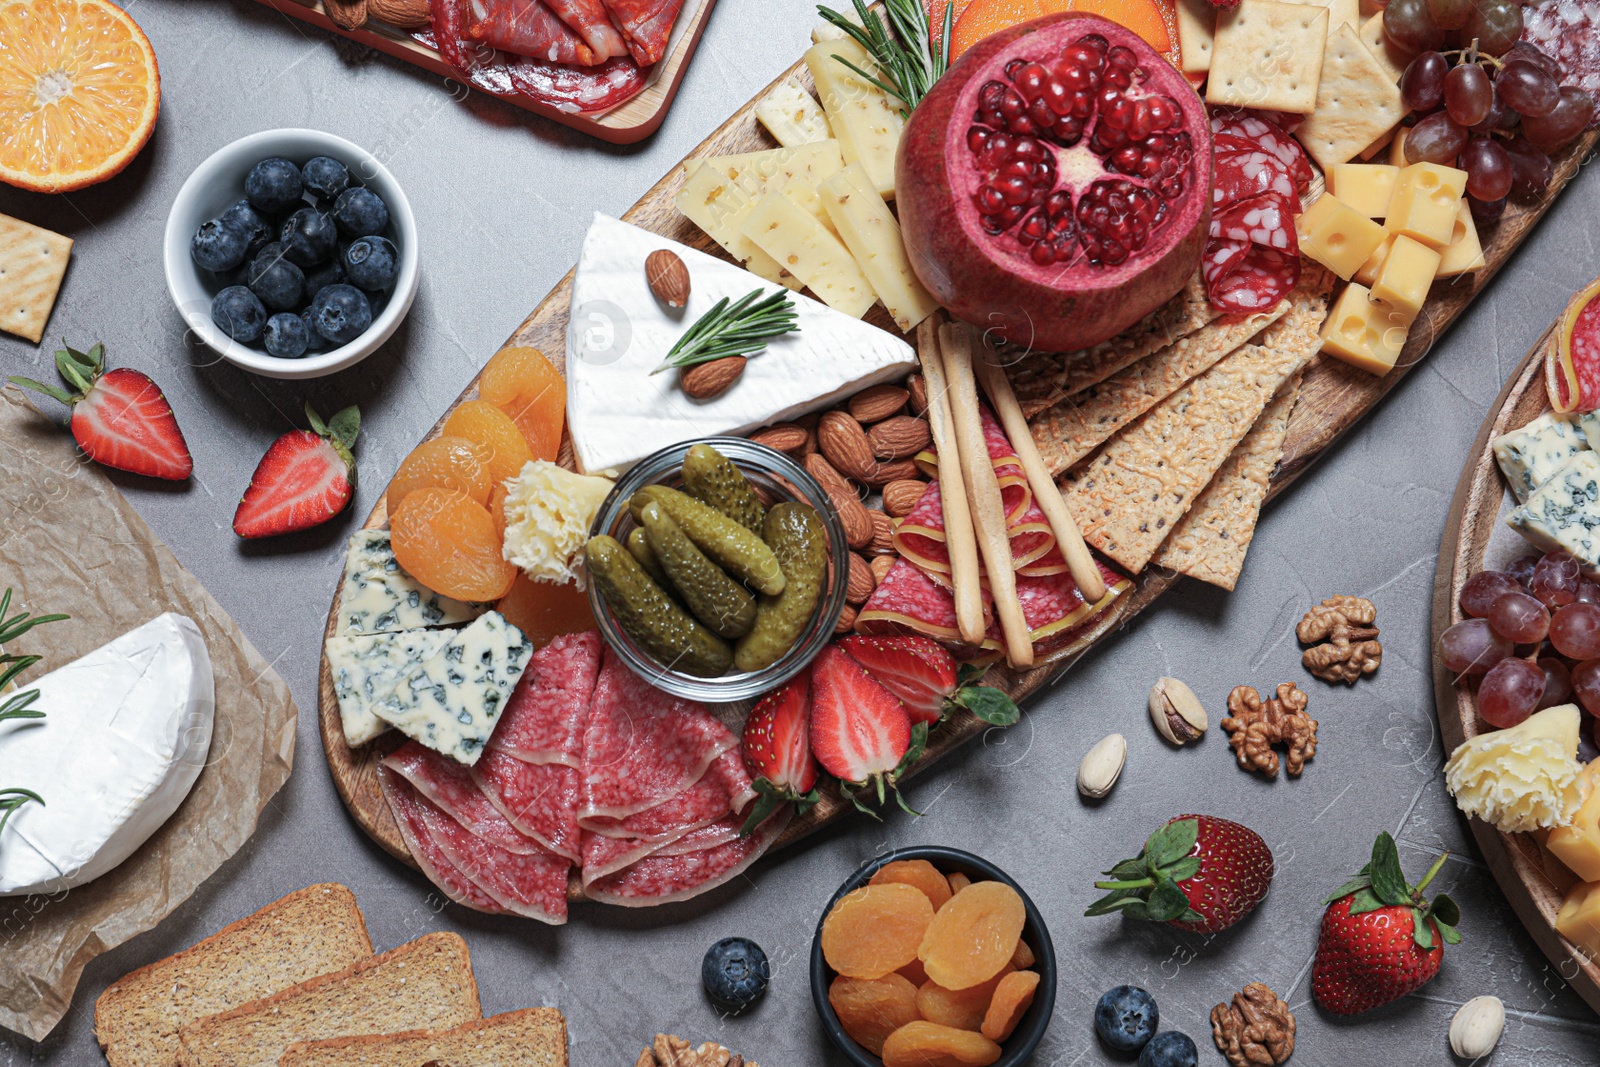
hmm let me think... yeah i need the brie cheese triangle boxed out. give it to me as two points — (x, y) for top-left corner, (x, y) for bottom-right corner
(565, 212), (917, 474)
(0, 613), (215, 896)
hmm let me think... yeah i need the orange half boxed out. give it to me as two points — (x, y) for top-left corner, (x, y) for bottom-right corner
(0, 0), (160, 193)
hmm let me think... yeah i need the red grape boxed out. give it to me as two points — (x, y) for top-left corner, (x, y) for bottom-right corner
(1439, 618), (1515, 675)
(1551, 602), (1600, 660)
(1445, 64), (1493, 126)
(1506, 555), (1539, 590)
(1464, 0), (1523, 56)
(1503, 41), (1565, 83)
(1405, 111), (1469, 165)
(1498, 59), (1561, 119)
(1479, 656), (1545, 728)
(1489, 590), (1551, 642)
(1461, 570), (1521, 616)
(1385, 0), (1446, 52)
(1460, 137), (1513, 202)
(1470, 195), (1507, 224)
(1531, 550), (1582, 608)
(1506, 134), (1555, 199)
(1579, 580), (1600, 605)
(1538, 657), (1575, 710)
(1573, 659), (1600, 715)
(1524, 88), (1597, 153)
(1424, 0), (1470, 28)
(1470, 85), (1505, 135)
(1401, 51), (1449, 111)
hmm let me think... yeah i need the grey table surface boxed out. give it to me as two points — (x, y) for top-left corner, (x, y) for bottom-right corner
(3, 1), (1600, 1064)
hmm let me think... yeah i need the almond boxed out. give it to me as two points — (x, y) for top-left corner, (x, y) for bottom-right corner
(870, 554), (895, 585)
(750, 423), (808, 454)
(846, 553), (875, 605)
(645, 249), (690, 308)
(325, 0), (367, 28)
(867, 510), (897, 555)
(680, 356), (745, 400)
(862, 458), (922, 488)
(367, 0), (430, 27)
(804, 453), (873, 550)
(848, 384), (909, 424)
(834, 603), (859, 635)
(869, 415), (932, 460)
(817, 411), (877, 483)
(907, 373), (929, 416)
(882, 479), (927, 517)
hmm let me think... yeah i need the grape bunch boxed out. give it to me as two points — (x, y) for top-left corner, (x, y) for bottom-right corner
(1388, 0), (1594, 222)
(1440, 550), (1600, 739)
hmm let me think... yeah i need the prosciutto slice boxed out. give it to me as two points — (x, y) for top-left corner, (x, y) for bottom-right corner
(382, 742), (547, 857)
(471, 750), (583, 862)
(380, 767), (506, 914)
(601, 0), (683, 66)
(490, 631), (599, 767)
(585, 806), (791, 906)
(464, 0), (604, 65)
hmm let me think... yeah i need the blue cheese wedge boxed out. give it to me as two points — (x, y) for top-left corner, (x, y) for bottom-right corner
(1493, 412), (1600, 502)
(324, 629), (453, 747)
(1507, 452), (1600, 573)
(371, 612), (533, 766)
(337, 529), (486, 634)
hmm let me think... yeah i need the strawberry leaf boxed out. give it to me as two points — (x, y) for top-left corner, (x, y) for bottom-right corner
(1436, 918), (1462, 945)
(1143, 818), (1199, 870)
(1432, 891), (1461, 929)
(1142, 874), (1199, 922)
(955, 685), (1020, 726)
(957, 661), (992, 687)
(305, 404), (329, 437)
(894, 789), (924, 817)
(1412, 908), (1435, 950)
(1346, 887), (1385, 915)
(1084, 886), (1146, 917)
(328, 405), (361, 450)
(739, 791), (785, 837)
(1323, 875), (1373, 904)
(1368, 832), (1410, 906)
(1104, 858), (1150, 881)
(6, 377), (74, 406)
(1167, 856), (1202, 883)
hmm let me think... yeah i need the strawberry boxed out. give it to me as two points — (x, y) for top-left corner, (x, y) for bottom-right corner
(9, 343), (192, 480)
(1312, 831), (1461, 1015)
(1086, 814), (1274, 934)
(836, 634), (1020, 727)
(233, 404), (360, 539)
(808, 644), (925, 817)
(739, 673), (821, 834)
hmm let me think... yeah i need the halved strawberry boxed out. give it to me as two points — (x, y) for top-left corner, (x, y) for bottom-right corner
(836, 634), (1020, 726)
(9, 343), (192, 480)
(808, 645), (924, 817)
(739, 673), (821, 834)
(233, 404), (359, 539)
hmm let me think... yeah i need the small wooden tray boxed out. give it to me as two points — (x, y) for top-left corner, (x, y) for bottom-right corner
(1432, 322), (1600, 1016)
(249, 0), (719, 144)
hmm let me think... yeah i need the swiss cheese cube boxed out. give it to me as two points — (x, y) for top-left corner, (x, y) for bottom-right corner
(806, 38), (904, 200)
(1319, 281), (1410, 374)
(1327, 163), (1399, 218)
(1388, 126), (1409, 166)
(741, 189), (877, 318)
(1557, 879), (1600, 958)
(819, 163), (940, 332)
(1548, 764), (1600, 882)
(1387, 162), (1468, 249)
(1296, 193), (1389, 280)
(1353, 233), (1395, 286)
(1369, 233), (1440, 321)
(1436, 200), (1486, 277)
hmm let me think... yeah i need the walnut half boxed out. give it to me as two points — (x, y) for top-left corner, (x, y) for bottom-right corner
(1298, 595), (1381, 685)
(636, 1034), (755, 1067)
(1222, 683), (1317, 777)
(1211, 982), (1296, 1067)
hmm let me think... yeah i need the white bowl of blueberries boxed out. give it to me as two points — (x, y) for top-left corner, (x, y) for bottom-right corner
(163, 129), (418, 380)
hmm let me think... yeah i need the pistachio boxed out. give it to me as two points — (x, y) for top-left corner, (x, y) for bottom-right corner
(1448, 995), (1504, 1059)
(1150, 677), (1207, 746)
(1077, 733), (1126, 798)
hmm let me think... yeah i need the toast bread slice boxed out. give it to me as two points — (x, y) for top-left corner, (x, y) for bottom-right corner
(279, 1007), (567, 1067)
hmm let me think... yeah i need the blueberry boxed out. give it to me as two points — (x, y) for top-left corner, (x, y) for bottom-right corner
(211, 286), (267, 343)
(310, 284), (372, 345)
(331, 186), (389, 237)
(344, 235), (398, 291)
(191, 217), (248, 273)
(279, 207), (339, 268)
(300, 307), (329, 352)
(263, 312), (310, 359)
(303, 256), (346, 300)
(701, 937), (768, 1015)
(244, 157), (304, 214)
(246, 246), (305, 312)
(1095, 986), (1159, 1054)
(1137, 1031), (1197, 1067)
(220, 198), (273, 255)
(301, 156), (350, 200)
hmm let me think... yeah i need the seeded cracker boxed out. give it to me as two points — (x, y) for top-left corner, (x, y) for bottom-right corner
(1295, 23), (1407, 171)
(1062, 267), (1335, 573)
(1152, 371), (1304, 589)
(1206, 0), (1329, 114)
(1029, 301), (1290, 476)
(0, 213), (72, 343)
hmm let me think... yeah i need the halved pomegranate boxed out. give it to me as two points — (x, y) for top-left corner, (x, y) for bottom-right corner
(897, 13), (1212, 353)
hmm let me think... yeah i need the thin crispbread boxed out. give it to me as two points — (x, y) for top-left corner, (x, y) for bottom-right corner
(94, 883), (373, 1067)
(279, 1007), (567, 1067)
(1008, 274), (1216, 418)
(1028, 300), (1291, 476)
(1062, 267), (1335, 572)
(175, 932), (481, 1067)
(0, 213), (72, 343)
(1152, 370), (1305, 589)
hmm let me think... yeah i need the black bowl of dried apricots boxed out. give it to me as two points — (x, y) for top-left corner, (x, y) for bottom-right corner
(810, 846), (1056, 1067)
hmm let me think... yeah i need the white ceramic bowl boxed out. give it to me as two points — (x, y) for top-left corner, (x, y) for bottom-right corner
(163, 129), (419, 380)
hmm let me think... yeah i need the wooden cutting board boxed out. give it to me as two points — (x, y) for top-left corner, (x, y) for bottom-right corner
(317, 52), (1600, 897)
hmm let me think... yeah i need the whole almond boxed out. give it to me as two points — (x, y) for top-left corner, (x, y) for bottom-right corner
(846, 553), (875, 605)
(867, 509), (896, 554)
(817, 411), (877, 483)
(870, 554), (895, 585)
(804, 453), (873, 549)
(325, 0), (368, 29)
(862, 458), (922, 487)
(907, 373), (929, 416)
(869, 415), (932, 460)
(367, 0), (430, 27)
(645, 249), (690, 308)
(750, 423), (808, 453)
(834, 603), (859, 635)
(849, 384), (909, 424)
(882, 479), (927, 517)
(680, 356), (745, 400)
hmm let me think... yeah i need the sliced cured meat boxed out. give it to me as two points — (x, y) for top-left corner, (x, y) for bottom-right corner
(471, 749), (583, 861)
(464, 0), (604, 65)
(546, 0), (630, 60)
(580, 749), (754, 841)
(580, 831), (663, 884)
(1210, 109), (1313, 183)
(382, 741), (546, 857)
(490, 631), (600, 767)
(1550, 279), (1600, 411)
(1212, 150), (1299, 213)
(896, 477), (1048, 577)
(379, 766), (506, 914)
(416, 787), (572, 924)
(1209, 193), (1297, 250)
(579, 650), (738, 821)
(1523, 2), (1600, 112)
(601, 0), (684, 66)
(857, 557), (998, 647)
(584, 807), (792, 907)
(1201, 237), (1250, 293)
(652, 812), (744, 857)
(984, 564), (1132, 646)
(1208, 244), (1302, 314)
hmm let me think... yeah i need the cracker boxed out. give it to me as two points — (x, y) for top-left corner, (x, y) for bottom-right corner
(1152, 371), (1304, 589)
(1359, 10), (1412, 84)
(1176, 0), (1218, 73)
(1061, 268), (1335, 573)
(1008, 274), (1215, 418)
(0, 213), (72, 343)
(1285, 0), (1359, 31)
(1295, 23), (1407, 171)
(1207, 0), (1329, 114)
(1029, 300), (1290, 476)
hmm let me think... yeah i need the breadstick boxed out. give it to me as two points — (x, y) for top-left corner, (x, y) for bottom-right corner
(973, 337), (1107, 604)
(917, 317), (985, 646)
(939, 322), (1033, 669)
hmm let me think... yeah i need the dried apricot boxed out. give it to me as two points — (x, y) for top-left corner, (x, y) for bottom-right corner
(390, 487), (517, 602)
(1009, 938), (1035, 970)
(872, 859), (954, 911)
(881, 1020), (1002, 1067)
(495, 573), (594, 649)
(822, 884), (936, 979)
(918, 881), (1027, 990)
(479, 345), (565, 462)
(899, 958), (929, 986)
(487, 482), (509, 543)
(387, 435), (492, 514)
(916, 966), (1013, 1032)
(980, 970), (1039, 1042)
(948, 871), (972, 896)
(441, 400), (534, 485)
(829, 973), (920, 1056)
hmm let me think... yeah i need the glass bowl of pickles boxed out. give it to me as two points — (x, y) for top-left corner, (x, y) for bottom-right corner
(585, 437), (850, 702)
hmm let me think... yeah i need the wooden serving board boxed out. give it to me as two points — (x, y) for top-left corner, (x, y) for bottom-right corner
(1431, 322), (1600, 1015)
(318, 51), (1600, 897)
(249, 0), (719, 144)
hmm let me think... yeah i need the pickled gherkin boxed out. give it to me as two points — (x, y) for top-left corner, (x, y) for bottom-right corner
(639, 501), (757, 640)
(682, 443), (765, 533)
(626, 526), (668, 586)
(735, 502), (828, 672)
(585, 535), (733, 676)
(628, 485), (786, 596)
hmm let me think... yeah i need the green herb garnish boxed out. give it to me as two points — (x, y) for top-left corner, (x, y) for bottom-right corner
(0, 588), (69, 837)
(652, 288), (800, 374)
(817, 0), (953, 114)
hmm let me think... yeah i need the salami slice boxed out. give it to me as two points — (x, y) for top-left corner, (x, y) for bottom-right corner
(1523, 1), (1600, 113)
(489, 631), (600, 768)
(893, 477), (1052, 577)
(1202, 237), (1251, 292)
(382, 742), (547, 856)
(584, 806), (791, 907)
(379, 766), (506, 915)
(419, 793), (572, 924)
(1210, 193), (1298, 250)
(580, 831), (665, 884)
(471, 750), (583, 862)
(1208, 244), (1302, 314)
(652, 812), (745, 857)
(856, 557), (998, 647)
(601, 0), (685, 66)
(579, 749), (754, 841)
(1212, 150), (1300, 212)
(464, 0), (606, 66)
(1210, 109), (1314, 183)
(1549, 278), (1600, 411)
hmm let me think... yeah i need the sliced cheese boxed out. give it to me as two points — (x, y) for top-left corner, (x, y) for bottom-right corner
(756, 75), (832, 147)
(806, 36), (904, 199)
(819, 162), (940, 332)
(741, 188), (878, 318)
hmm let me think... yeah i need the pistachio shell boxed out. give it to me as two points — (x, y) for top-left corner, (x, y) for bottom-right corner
(1077, 733), (1127, 799)
(1149, 676), (1207, 746)
(1448, 995), (1504, 1059)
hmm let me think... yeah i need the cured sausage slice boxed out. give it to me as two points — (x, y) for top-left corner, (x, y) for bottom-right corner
(601, 0), (685, 66)
(584, 806), (791, 906)
(489, 631), (600, 768)
(380, 766), (507, 914)
(383, 741), (548, 856)
(471, 750), (583, 862)
(420, 793), (571, 924)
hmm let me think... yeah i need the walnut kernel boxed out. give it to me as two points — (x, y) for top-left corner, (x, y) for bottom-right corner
(1298, 595), (1381, 685)
(1211, 982), (1296, 1067)
(1222, 683), (1317, 778)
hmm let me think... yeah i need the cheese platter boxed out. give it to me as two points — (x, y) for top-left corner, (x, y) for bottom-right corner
(312, 0), (1600, 924)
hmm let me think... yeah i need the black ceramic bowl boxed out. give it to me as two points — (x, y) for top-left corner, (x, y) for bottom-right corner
(810, 846), (1057, 1067)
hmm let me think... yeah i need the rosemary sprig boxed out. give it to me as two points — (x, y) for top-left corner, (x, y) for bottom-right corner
(652, 289), (800, 374)
(0, 589), (68, 838)
(0, 789), (43, 838)
(817, 0), (953, 114)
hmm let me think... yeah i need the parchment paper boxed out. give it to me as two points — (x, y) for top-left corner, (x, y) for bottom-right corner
(0, 388), (297, 1041)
